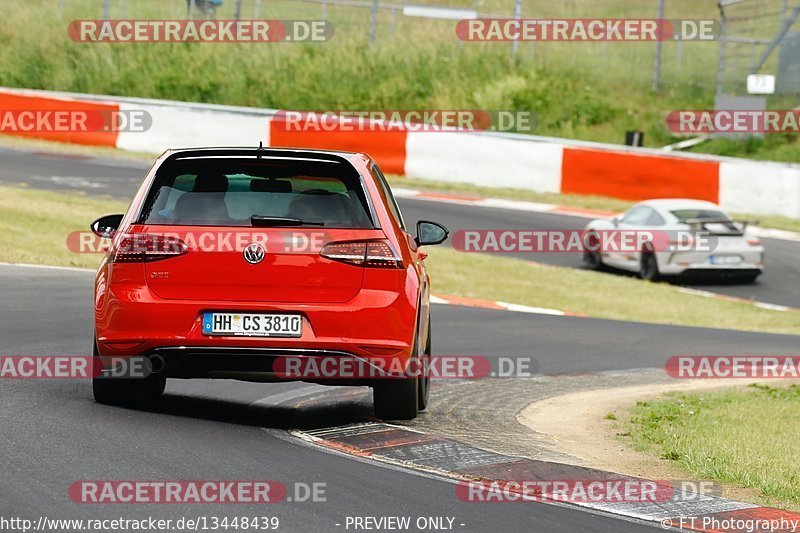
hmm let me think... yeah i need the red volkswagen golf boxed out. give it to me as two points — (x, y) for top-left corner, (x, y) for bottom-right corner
(90, 147), (448, 420)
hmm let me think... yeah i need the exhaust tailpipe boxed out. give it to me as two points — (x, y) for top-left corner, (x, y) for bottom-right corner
(148, 354), (166, 375)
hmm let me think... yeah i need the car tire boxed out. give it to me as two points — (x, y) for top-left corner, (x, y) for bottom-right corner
(417, 323), (432, 412)
(582, 231), (603, 270)
(374, 377), (418, 420)
(639, 252), (661, 281)
(582, 250), (603, 270)
(92, 341), (165, 408)
(93, 373), (135, 407)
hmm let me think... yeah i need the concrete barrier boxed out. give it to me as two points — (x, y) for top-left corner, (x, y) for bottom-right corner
(1, 86), (799, 218)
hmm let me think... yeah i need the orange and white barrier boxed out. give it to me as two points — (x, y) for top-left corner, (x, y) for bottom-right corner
(1, 87), (799, 218)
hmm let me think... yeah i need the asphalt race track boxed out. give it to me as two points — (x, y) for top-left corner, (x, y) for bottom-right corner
(2, 147), (800, 532)
(0, 263), (671, 532)
(0, 266), (796, 532)
(2, 146), (799, 308)
(3, 259), (799, 531)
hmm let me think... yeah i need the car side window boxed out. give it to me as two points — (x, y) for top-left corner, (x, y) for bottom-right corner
(370, 164), (407, 231)
(621, 206), (652, 225)
(645, 209), (666, 226)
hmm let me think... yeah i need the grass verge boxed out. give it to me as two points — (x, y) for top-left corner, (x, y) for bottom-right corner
(0, 185), (127, 269)
(623, 384), (800, 510)
(2, 183), (799, 334)
(424, 247), (800, 335)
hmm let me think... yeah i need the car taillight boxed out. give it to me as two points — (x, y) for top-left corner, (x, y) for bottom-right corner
(747, 238), (762, 246)
(365, 241), (402, 268)
(320, 240), (402, 268)
(112, 234), (188, 263)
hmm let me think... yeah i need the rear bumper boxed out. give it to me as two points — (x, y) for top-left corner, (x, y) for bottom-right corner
(95, 282), (419, 378)
(656, 249), (764, 275)
(141, 346), (399, 385)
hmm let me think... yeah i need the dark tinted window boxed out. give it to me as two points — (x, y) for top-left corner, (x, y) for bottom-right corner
(137, 158), (374, 228)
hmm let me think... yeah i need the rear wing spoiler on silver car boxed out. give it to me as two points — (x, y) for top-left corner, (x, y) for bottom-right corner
(684, 218), (759, 236)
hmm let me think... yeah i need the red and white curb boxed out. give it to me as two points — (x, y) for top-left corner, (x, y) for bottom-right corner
(676, 287), (800, 314)
(431, 282), (800, 318)
(292, 422), (800, 533)
(431, 294), (579, 317)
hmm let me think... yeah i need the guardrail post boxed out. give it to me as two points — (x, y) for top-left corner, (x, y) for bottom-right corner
(652, 0), (665, 90)
(511, 0), (522, 55)
(370, 0), (379, 44)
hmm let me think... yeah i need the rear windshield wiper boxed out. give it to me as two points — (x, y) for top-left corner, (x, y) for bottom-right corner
(250, 215), (325, 227)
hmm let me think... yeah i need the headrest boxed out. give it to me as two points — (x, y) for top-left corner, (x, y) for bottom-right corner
(192, 173), (229, 193)
(250, 179), (293, 193)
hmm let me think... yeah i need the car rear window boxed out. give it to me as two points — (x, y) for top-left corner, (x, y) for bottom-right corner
(137, 158), (374, 228)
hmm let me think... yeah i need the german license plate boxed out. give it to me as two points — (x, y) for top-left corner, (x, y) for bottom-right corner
(202, 313), (302, 337)
(710, 255), (743, 265)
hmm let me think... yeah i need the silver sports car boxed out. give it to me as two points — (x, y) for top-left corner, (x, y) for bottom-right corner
(583, 198), (764, 283)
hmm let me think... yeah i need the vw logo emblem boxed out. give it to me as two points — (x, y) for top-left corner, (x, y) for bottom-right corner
(243, 242), (265, 265)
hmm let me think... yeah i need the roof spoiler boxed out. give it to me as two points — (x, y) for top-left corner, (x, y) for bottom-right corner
(164, 147), (352, 165)
(684, 217), (759, 235)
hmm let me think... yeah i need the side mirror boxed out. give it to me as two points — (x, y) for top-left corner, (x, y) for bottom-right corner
(90, 214), (124, 238)
(415, 220), (449, 246)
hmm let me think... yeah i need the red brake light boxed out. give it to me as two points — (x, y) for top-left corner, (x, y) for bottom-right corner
(112, 234), (188, 263)
(320, 240), (402, 268)
(747, 238), (762, 246)
(365, 241), (402, 268)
